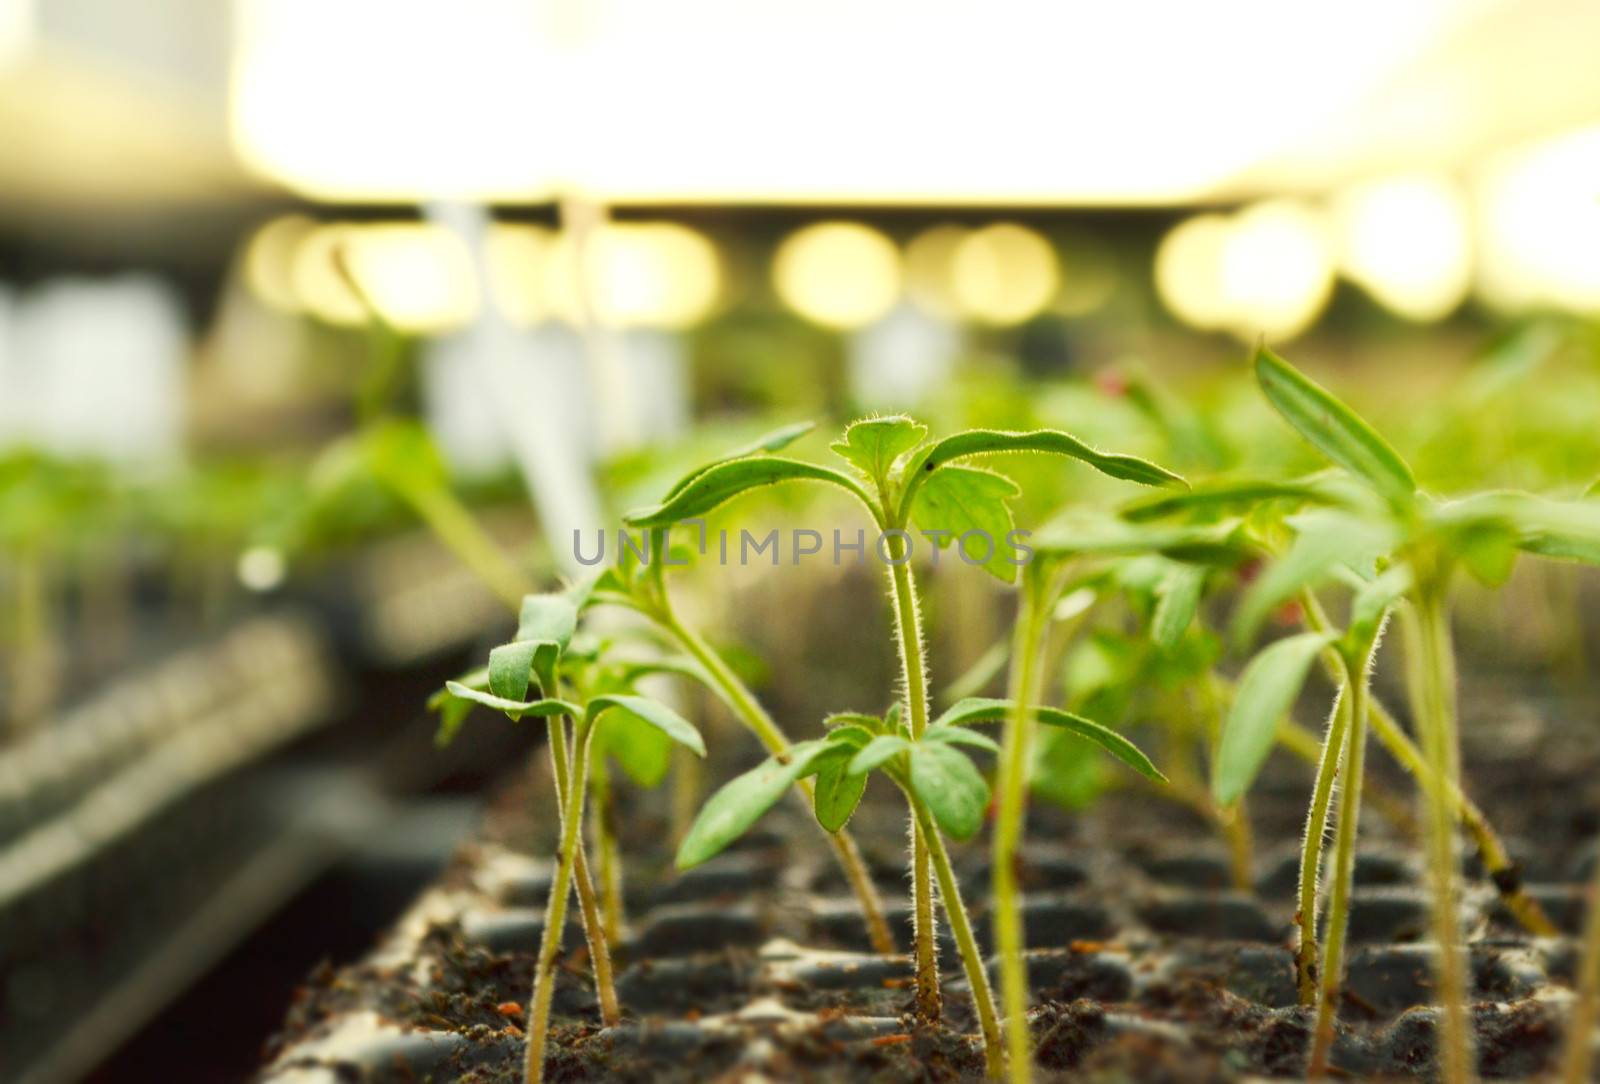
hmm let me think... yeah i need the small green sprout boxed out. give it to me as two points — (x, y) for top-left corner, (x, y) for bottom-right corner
(434, 589), (707, 1084)
(629, 414), (1178, 1081)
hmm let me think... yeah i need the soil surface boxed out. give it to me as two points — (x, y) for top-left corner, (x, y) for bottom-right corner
(257, 671), (1600, 1081)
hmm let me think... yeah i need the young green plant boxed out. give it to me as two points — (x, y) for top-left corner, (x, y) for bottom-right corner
(628, 414), (1179, 1078)
(1232, 346), (1600, 1081)
(435, 589), (707, 1084)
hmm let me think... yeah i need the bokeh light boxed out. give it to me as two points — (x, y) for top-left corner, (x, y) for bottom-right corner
(1335, 175), (1472, 321)
(772, 222), (901, 329)
(1477, 124), (1600, 314)
(950, 223), (1059, 326)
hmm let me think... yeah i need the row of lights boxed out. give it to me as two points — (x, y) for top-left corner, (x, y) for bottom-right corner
(1156, 126), (1600, 340)
(243, 216), (1104, 334)
(245, 125), (1600, 341)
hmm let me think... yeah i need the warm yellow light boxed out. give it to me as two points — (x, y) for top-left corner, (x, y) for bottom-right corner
(950, 223), (1059, 326)
(1478, 124), (1600, 314)
(772, 222), (901, 330)
(1335, 175), (1471, 321)
(342, 223), (479, 333)
(1154, 214), (1233, 332)
(1219, 200), (1334, 340)
(903, 225), (968, 319)
(488, 222), (720, 329)
(243, 214), (316, 313)
(289, 224), (365, 326)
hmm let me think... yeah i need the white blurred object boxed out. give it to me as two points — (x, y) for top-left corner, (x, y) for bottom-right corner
(616, 329), (688, 447)
(849, 303), (959, 411)
(419, 335), (514, 479)
(427, 203), (603, 576)
(1477, 123), (1600, 314)
(2, 276), (186, 466)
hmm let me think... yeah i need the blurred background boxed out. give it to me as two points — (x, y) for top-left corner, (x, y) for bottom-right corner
(3, 1), (1600, 1081)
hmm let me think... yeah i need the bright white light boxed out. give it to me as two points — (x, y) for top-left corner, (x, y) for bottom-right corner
(904, 225), (968, 318)
(243, 214), (316, 314)
(1155, 202), (1334, 340)
(950, 223), (1059, 326)
(1335, 175), (1472, 321)
(0, 0), (34, 70)
(230, 0), (1474, 204)
(1477, 124), (1600, 314)
(1154, 215), (1233, 332)
(288, 224), (365, 326)
(237, 546), (286, 592)
(773, 222), (901, 330)
(343, 223), (480, 333)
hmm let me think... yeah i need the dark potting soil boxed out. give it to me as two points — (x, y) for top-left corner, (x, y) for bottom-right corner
(256, 676), (1600, 1082)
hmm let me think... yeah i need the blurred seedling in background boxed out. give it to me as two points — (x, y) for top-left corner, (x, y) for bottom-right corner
(432, 587), (706, 1084)
(1210, 346), (1600, 1081)
(626, 413), (1178, 1081)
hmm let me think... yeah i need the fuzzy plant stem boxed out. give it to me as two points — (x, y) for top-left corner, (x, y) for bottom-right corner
(543, 714), (620, 1026)
(914, 795), (1006, 1079)
(591, 757), (625, 945)
(995, 568), (1050, 1082)
(1560, 850), (1600, 1084)
(1309, 648), (1372, 1075)
(887, 545), (942, 1023)
(525, 714), (598, 1084)
(1295, 683), (1351, 1003)
(658, 608), (897, 956)
(1410, 585), (1471, 1084)
(1298, 592), (1554, 937)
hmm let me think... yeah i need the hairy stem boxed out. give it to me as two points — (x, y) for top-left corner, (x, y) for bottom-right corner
(1298, 592), (1553, 936)
(1560, 850), (1600, 1084)
(887, 546), (942, 1022)
(1310, 649), (1372, 1075)
(914, 796), (1005, 1079)
(1410, 585), (1471, 1084)
(525, 716), (596, 1084)
(592, 757), (624, 946)
(544, 716), (619, 1026)
(1295, 683), (1351, 1004)
(659, 607), (896, 956)
(995, 569), (1049, 1083)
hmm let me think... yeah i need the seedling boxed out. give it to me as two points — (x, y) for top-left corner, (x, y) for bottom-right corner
(628, 415), (1177, 1080)
(434, 587), (707, 1084)
(1216, 346), (1600, 1081)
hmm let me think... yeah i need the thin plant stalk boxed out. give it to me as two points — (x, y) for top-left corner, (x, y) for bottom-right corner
(1295, 683), (1351, 1003)
(914, 796), (1005, 1080)
(887, 541), (942, 1023)
(525, 711), (599, 1084)
(1298, 592), (1554, 937)
(1559, 851), (1600, 1084)
(657, 606), (897, 956)
(591, 756), (625, 945)
(1309, 644), (1374, 1076)
(543, 712), (620, 1026)
(1410, 584), (1471, 1084)
(995, 564), (1052, 1083)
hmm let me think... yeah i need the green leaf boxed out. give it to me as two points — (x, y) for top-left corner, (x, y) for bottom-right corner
(1120, 477), (1337, 523)
(1233, 510), (1396, 645)
(517, 593), (579, 648)
(909, 742), (991, 841)
(911, 465), (1022, 582)
(1213, 632), (1335, 805)
(821, 723), (876, 748)
(587, 694), (706, 757)
(1152, 564), (1205, 650)
(624, 457), (868, 528)
(442, 681), (581, 721)
(930, 697), (1164, 782)
(663, 420), (818, 500)
(594, 708), (673, 787)
(830, 416), (928, 482)
(812, 757), (868, 832)
(1347, 564), (1410, 651)
(923, 726), (1002, 754)
(676, 740), (833, 868)
(848, 734), (913, 775)
(488, 640), (542, 703)
(900, 427), (1184, 515)
(360, 419), (449, 495)
(1029, 512), (1246, 566)
(1254, 345), (1416, 507)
